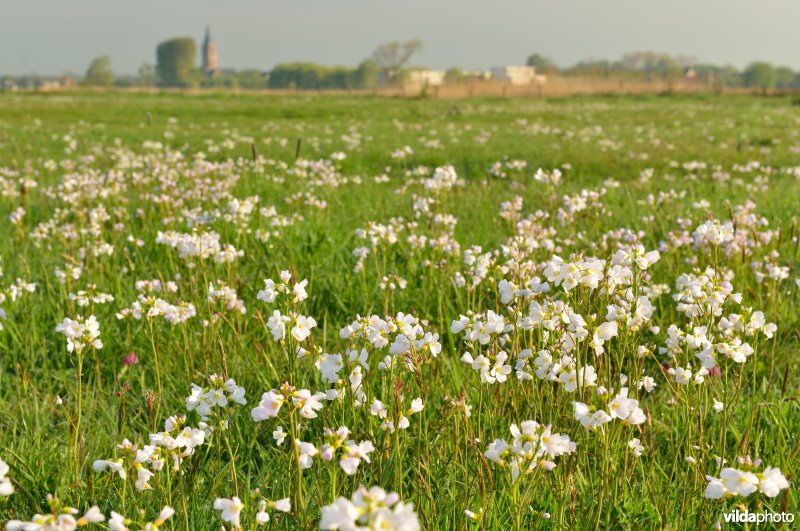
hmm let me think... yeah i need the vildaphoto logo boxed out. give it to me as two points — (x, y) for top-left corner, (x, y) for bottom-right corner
(723, 509), (794, 524)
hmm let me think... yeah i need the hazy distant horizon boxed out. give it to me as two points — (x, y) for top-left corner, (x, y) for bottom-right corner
(3, 0), (799, 76)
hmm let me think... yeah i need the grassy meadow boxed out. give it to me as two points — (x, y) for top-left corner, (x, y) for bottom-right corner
(0, 91), (798, 529)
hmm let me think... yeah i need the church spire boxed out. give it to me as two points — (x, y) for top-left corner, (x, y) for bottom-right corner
(201, 26), (219, 75)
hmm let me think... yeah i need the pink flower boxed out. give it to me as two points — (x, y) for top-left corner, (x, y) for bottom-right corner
(123, 352), (139, 366)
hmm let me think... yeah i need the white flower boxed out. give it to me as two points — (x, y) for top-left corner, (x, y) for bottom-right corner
(704, 476), (726, 499)
(590, 321), (618, 356)
(77, 506), (105, 525)
(293, 389), (325, 419)
(291, 315), (317, 342)
(720, 468), (759, 497)
(340, 440), (375, 475)
(257, 279), (277, 303)
(296, 440), (319, 469)
(214, 496), (244, 528)
(153, 506), (175, 527)
(108, 511), (129, 531)
(271, 498), (291, 512)
(758, 467), (789, 497)
(266, 310), (288, 341)
(573, 402), (612, 430)
(320, 497), (360, 530)
(93, 459), (127, 479)
(628, 438), (644, 457)
(252, 390), (284, 421)
(273, 426), (286, 446)
(135, 467), (154, 491)
(0, 459), (14, 497)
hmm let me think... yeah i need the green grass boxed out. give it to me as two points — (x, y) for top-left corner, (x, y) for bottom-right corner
(0, 91), (798, 530)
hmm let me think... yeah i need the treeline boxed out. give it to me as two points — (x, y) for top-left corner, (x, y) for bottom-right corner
(528, 51), (800, 90)
(266, 60), (378, 90)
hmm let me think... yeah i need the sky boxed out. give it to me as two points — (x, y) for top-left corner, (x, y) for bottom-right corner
(2, 0), (799, 76)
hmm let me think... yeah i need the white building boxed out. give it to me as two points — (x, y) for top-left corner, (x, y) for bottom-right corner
(405, 69), (446, 90)
(490, 66), (539, 85)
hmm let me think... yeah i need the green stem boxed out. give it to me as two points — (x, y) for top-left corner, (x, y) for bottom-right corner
(223, 428), (239, 495)
(72, 350), (84, 484)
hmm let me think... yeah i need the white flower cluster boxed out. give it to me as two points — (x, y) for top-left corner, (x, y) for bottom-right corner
(6, 495), (108, 531)
(256, 270), (308, 305)
(370, 396), (423, 432)
(320, 426), (376, 475)
(704, 466), (788, 499)
(94, 414), (206, 492)
(572, 387), (646, 430)
(9, 498), (174, 531)
(185, 374), (247, 423)
(320, 485), (420, 531)
(421, 164), (460, 192)
(156, 229), (243, 264)
(0, 277), (37, 332)
(117, 297), (196, 325)
(484, 420), (576, 483)
(208, 280), (246, 315)
(251, 384), (327, 422)
(258, 271), (317, 343)
(67, 284), (114, 307)
(693, 219), (735, 248)
(55, 315), (103, 354)
(266, 310), (316, 342)
(340, 312), (441, 367)
(533, 167), (562, 186)
(663, 268), (775, 369)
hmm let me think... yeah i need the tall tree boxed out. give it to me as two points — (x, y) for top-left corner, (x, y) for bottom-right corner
(372, 40), (423, 82)
(774, 66), (796, 90)
(156, 38), (197, 88)
(84, 56), (114, 87)
(526, 53), (558, 73)
(743, 62), (777, 93)
(350, 59), (379, 89)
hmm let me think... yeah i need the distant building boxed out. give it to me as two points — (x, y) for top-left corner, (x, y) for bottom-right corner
(462, 69), (492, 80)
(405, 69), (446, 91)
(491, 66), (538, 85)
(201, 27), (220, 76)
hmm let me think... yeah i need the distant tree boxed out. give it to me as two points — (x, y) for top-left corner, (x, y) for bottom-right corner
(84, 56), (114, 87)
(774, 66), (796, 90)
(236, 69), (267, 89)
(445, 68), (465, 83)
(138, 63), (156, 87)
(350, 60), (379, 89)
(201, 73), (240, 89)
(618, 52), (682, 82)
(565, 59), (612, 78)
(743, 62), (776, 94)
(268, 63), (325, 89)
(526, 53), (558, 73)
(266, 62), (376, 90)
(372, 40), (423, 82)
(156, 38), (197, 88)
(113, 75), (139, 88)
(719, 65), (743, 87)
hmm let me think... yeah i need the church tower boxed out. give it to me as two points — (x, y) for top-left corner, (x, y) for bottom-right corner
(201, 27), (219, 76)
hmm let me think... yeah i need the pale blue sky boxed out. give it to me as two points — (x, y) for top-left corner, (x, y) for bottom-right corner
(3, 0), (798, 75)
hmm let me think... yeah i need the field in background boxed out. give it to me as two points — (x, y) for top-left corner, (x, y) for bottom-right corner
(0, 92), (798, 529)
